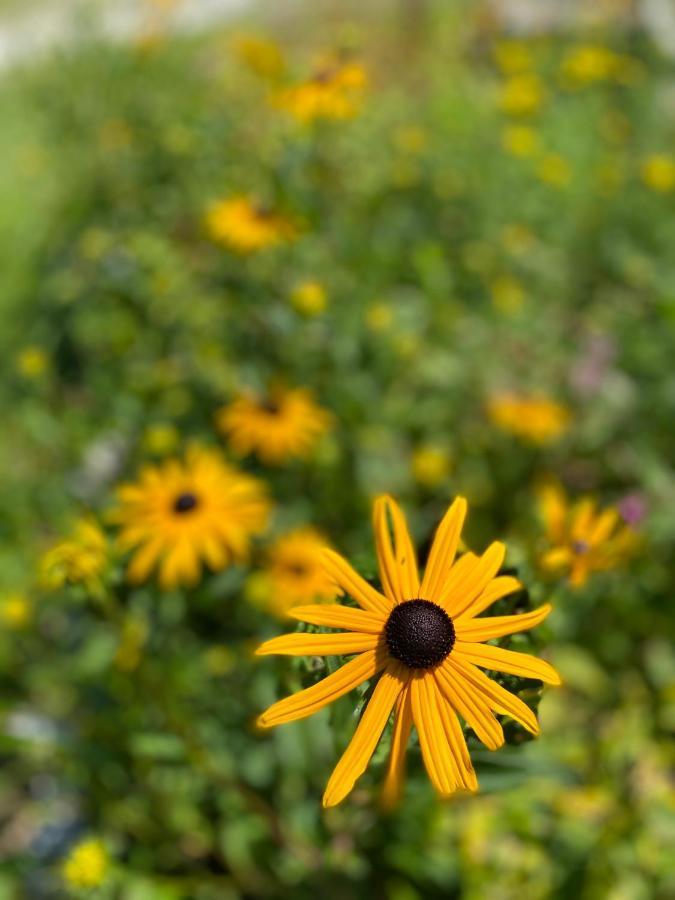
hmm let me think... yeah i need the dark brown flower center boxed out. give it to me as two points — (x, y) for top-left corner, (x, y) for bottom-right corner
(260, 398), (280, 415)
(173, 492), (199, 515)
(385, 599), (455, 669)
(572, 540), (590, 555)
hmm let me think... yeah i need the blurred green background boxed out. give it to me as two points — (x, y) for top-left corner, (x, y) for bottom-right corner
(0, 0), (674, 897)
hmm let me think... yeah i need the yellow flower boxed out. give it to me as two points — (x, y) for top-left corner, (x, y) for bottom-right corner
(291, 280), (327, 316)
(560, 45), (619, 85)
(493, 40), (533, 74)
(538, 481), (637, 587)
(641, 154), (675, 193)
(142, 423), (180, 456)
(536, 154), (572, 188)
(411, 445), (452, 488)
(490, 275), (526, 314)
(499, 74), (544, 116)
(257, 496), (560, 807)
(232, 33), (285, 80)
(113, 446), (270, 589)
(488, 393), (570, 445)
(273, 58), (367, 124)
(16, 346), (48, 378)
(61, 838), (109, 889)
(217, 387), (332, 465)
(259, 527), (337, 617)
(205, 195), (296, 254)
(40, 520), (108, 593)
(0, 593), (32, 629)
(501, 125), (539, 158)
(365, 302), (394, 332)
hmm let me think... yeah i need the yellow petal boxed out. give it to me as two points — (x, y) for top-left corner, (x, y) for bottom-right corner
(287, 605), (384, 634)
(455, 575), (522, 620)
(446, 655), (539, 734)
(454, 641), (562, 685)
(372, 496), (404, 603)
(256, 632), (381, 657)
(441, 542), (506, 616)
(434, 663), (504, 750)
(435, 552), (477, 608)
(571, 498), (596, 542)
(410, 673), (458, 796)
(454, 603), (552, 642)
(537, 481), (568, 543)
(321, 549), (392, 616)
(540, 546), (573, 571)
(420, 496), (467, 601)
(434, 682), (478, 792)
(126, 535), (165, 584)
(258, 648), (385, 728)
(322, 664), (407, 807)
(385, 496), (421, 600)
(589, 508), (619, 546)
(380, 683), (413, 810)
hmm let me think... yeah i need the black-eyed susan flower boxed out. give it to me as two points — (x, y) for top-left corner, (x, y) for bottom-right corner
(113, 446), (270, 589)
(501, 125), (539, 158)
(257, 496), (559, 808)
(61, 838), (109, 889)
(205, 195), (296, 254)
(290, 280), (328, 316)
(39, 519), (108, 594)
(231, 33), (286, 81)
(538, 481), (637, 588)
(217, 387), (332, 465)
(498, 74), (544, 117)
(273, 57), (367, 124)
(488, 393), (570, 445)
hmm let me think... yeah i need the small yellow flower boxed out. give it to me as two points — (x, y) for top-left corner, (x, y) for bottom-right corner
(205, 195), (296, 254)
(536, 154), (572, 188)
(411, 445), (452, 488)
(493, 40), (533, 74)
(501, 125), (539, 158)
(560, 45), (618, 85)
(490, 275), (525, 314)
(641, 154), (675, 193)
(113, 446), (270, 589)
(16, 346), (48, 378)
(61, 838), (109, 889)
(203, 644), (236, 676)
(0, 594), (32, 629)
(488, 393), (570, 445)
(538, 481), (637, 587)
(273, 58), (367, 124)
(258, 528), (337, 617)
(217, 386), (332, 465)
(291, 280), (327, 316)
(499, 74), (544, 116)
(142, 423), (180, 456)
(232, 33), (285, 80)
(366, 302), (394, 332)
(40, 520), (108, 593)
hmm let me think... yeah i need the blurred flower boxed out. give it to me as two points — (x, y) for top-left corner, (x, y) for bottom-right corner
(538, 481), (637, 587)
(488, 393), (570, 445)
(257, 527), (337, 617)
(203, 644), (236, 676)
(490, 275), (526, 314)
(257, 495), (559, 807)
(560, 45), (619, 85)
(536, 154), (572, 188)
(501, 125), (539, 158)
(411, 445), (452, 488)
(499, 74), (544, 116)
(0, 593), (32, 629)
(205, 195), (296, 254)
(113, 446), (270, 589)
(273, 57), (367, 123)
(291, 279), (328, 316)
(40, 519), (108, 594)
(366, 302), (394, 332)
(493, 40), (533, 75)
(641, 154), (675, 193)
(617, 492), (648, 528)
(232, 33), (285, 80)
(142, 423), (180, 456)
(16, 346), (48, 379)
(114, 614), (149, 672)
(217, 387), (332, 465)
(61, 838), (109, 889)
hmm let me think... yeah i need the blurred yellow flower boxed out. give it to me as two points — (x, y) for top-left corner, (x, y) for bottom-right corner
(493, 40), (533, 75)
(40, 519), (108, 593)
(411, 445), (452, 488)
(273, 58), (367, 123)
(0, 593), (32, 629)
(291, 280), (328, 316)
(16, 346), (48, 378)
(113, 446), (270, 589)
(258, 527), (337, 617)
(501, 125), (539, 158)
(561, 45), (641, 87)
(142, 423), (180, 456)
(366, 302), (394, 332)
(537, 154), (572, 188)
(205, 195), (296, 254)
(488, 393), (570, 445)
(217, 386), (332, 465)
(538, 481), (637, 587)
(490, 275), (525, 314)
(499, 74), (544, 116)
(641, 154), (675, 193)
(61, 838), (109, 889)
(203, 644), (236, 676)
(232, 33), (285, 80)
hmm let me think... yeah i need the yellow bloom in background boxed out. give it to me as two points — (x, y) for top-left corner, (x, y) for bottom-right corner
(493, 40), (533, 75)
(273, 58), (367, 124)
(205, 195), (296, 254)
(366, 302), (394, 332)
(231, 33), (285, 80)
(536, 154), (572, 188)
(16, 345), (48, 379)
(113, 446), (270, 589)
(641, 154), (675, 193)
(291, 280), (328, 316)
(488, 393), (570, 445)
(499, 74), (544, 116)
(40, 519), (108, 593)
(538, 481), (637, 588)
(560, 45), (619, 85)
(259, 527), (337, 617)
(217, 387), (332, 465)
(0, 593), (32, 629)
(142, 422), (180, 456)
(257, 496), (559, 807)
(490, 275), (526, 314)
(61, 838), (109, 889)
(501, 125), (539, 158)
(411, 445), (452, 488)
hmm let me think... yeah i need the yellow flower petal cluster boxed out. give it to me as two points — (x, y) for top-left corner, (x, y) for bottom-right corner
(39, 519), (108, 593)
(0, 593), (32, 629)
(205, 195), (296, 254)
(256, 527), (337, 617)
(641, 154), (675, 193)
(273, 60), (367, 124)
(61, 838), (109, 889)
(488, 393), (570, 445)
(232, 33), (285, 80)
(499, 74), (544, 117)
(290, 280), (327, 316)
